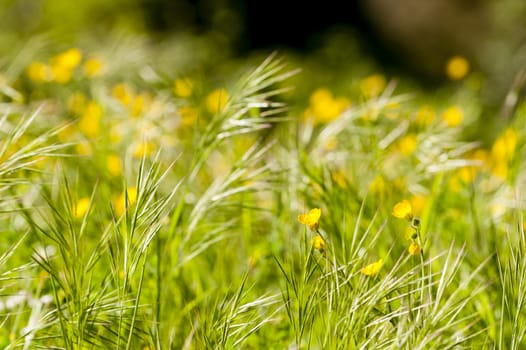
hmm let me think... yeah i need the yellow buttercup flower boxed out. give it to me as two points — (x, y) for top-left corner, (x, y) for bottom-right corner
(131, 93), (150, 117)
(392, 200), (413, 220)
(73, 197), (90, 218)
(409, 196), (426, 217)
(75, 141), (92, 156)
(360, 74), (386, 99)
(106, 154), (122, 176)
(112, 83), (134, 107)
(408, 242), (422, 256)
(50, 64), (73, 84)
(79, 101), (102, 138)
(491, 160), (508, 179)
(206, 88), (229, 114)
(83, 57), (104, 77)
(491, 128), (517, 162)
(462, 149), (490, 179)
(445, 56), (470, 80)
(311, 235), (326, 252)
(397, 134), (417, 156)
(332, 170), (348, 189)
(415, 105), (435, 126)
(458, 166), (477, 184)
(126, 187), (138, 204)
(51, 48), (82, 69)
(57, 123), (75, 142)
(442, 106), (464, 127)
(68, 92), (87, 114)
(361, 259), (383, 276)
(174, 78), (193, 97)
(114, 187), (138, 216)
(305, 88), (350, 124)
(50, 48), (82, 84)
(133, 140), (154, 158)
(490, 128), (518, 179)
(298, 208), (321, 230)
(27, 61), (53, 82)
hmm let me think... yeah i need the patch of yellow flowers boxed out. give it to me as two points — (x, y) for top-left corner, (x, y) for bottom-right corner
(27, 48), (104, 84)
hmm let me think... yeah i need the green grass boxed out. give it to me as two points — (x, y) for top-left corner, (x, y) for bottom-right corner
(0, 35), (526, 349)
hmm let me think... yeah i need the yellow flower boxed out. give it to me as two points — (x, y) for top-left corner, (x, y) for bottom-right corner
(131, 93), (150, 117)
(73, 197), (90, 218)
(112, 83), (134, 107)
(206, 88), (229, 114)
(360, 74), (386, 99)
(397, 134), (417, 156)
(305, 88), (350, 124)
(332, 170), (347, 188)
(408, 242), (422, 256)
(174, 78), (193, 97)
(445, 56), (470, 80)
(75, 141), (92, 156)
(79, 101), (102, 138)
(458, 166), (477, 184)
(361, 259), (383, 276)
(68, 92), (87, 114)
(52, 48), (82, 69)
(83, 57), (104, 77)
(491, 128), (517, 162)
(133, 140), (154, 158)
(298, 208), (321, 230)
(49, 49), (82, 84)
(27, 61), (52, 82)
(442, 106), (464, 127)
(114, 187), (138, 216)
(490, 128), (518, 179)
(50, 64), (73, 84)
(409, 196), (426, 217)
(57, 123), (76, 142)
(311, 235), (326, 252)
(126, 187), (138, 204)
(392, 200), (413, 220)
(415, 105), (435, 126)
(107, 154), (122, 176)
(448, 175), (462, 193)
(491, 163), (508, 179)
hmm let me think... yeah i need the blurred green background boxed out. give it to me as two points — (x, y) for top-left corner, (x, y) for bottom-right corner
(4, 0), (526, 88)
(2, 0), (526, 110)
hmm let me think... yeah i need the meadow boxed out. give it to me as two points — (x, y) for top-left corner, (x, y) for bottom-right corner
(0, 28), (525, 349)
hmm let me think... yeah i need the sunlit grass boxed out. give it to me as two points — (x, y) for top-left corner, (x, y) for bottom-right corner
(0, 35), (525, 349)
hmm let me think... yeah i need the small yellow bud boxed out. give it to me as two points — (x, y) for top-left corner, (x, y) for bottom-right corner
(73, 197), (90, 218)
(445, 56), (470, 80)
(408, 242), (422, 256)
(361, 259), (383, 276)
(311, 235), (326, 252)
